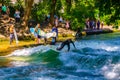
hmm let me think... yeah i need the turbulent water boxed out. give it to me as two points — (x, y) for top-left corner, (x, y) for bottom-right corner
(1, 32), (120, 80)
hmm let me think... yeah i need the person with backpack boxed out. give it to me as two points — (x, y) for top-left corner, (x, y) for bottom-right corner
(14, 9), (20, 23)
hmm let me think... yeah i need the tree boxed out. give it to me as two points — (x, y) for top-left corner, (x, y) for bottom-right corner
(49, 0), (57, 25)
(23, 0), (34, 27)
(31, 1), (49, 22)
(66, 0), (71, 13)
(95, 0), (120, 23)
(0, 0), (10, 5)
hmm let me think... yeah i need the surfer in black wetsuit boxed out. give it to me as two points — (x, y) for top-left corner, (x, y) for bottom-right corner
(56, 39), (76, 51)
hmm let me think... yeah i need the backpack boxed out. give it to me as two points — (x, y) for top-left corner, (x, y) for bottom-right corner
(2, 6), (7, 12)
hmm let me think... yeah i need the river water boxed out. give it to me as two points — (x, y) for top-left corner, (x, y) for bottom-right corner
(0, 32), (120, 80)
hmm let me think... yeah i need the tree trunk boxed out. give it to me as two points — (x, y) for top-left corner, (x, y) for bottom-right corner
(50, 0), (57, 26)
(66, 0), (71, 13)
(23, 0), (34, 28)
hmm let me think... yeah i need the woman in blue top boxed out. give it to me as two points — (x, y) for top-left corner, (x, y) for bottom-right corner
(34, 23), (41, 44)
(34, 23), (47, 44)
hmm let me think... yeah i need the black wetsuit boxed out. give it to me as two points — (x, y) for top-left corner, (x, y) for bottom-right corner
(75, 28), (82, 39)
(56, 39), (76, 51)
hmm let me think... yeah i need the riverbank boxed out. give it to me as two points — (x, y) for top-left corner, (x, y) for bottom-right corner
(0, 25), (119, 56)
(0, 34), (75, 56)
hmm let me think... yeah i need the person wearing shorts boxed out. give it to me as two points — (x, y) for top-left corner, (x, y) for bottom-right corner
(9, 25), (14, 45)
(35, 23), (41, 44)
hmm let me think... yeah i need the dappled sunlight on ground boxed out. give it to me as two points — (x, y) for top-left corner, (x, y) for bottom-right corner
(0, 40), (36, 56)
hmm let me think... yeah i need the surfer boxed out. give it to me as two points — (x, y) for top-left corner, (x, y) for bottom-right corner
(56, 39), (76, 51)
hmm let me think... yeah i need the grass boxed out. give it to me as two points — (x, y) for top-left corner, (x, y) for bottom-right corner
(0, 35), (75, 56)
(0, 39), (36, 56)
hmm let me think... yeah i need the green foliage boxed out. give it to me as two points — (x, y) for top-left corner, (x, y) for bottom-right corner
(9, 6), (15, 18)
(102, 15), (111, 25)
(0, 0), (10, 5)
(61, 0), (97, 30)
(13, 0), (23, 9)
(31, 2), (49, 22)
(70, 18), (80, 30)
(113, 20), (120, 29)
(2, 0), (119, 30)
(95, 0), (120, 24)
(56, 0), (62, 15)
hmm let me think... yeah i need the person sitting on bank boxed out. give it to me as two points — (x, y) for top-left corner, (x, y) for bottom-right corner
(56, 39), (76, 51)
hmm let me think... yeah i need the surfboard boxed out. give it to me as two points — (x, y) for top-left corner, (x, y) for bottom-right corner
(39, 30), (46, 37)
(14, 28), (19, 44)
(30, 28), (57, 39)
(46, 32), (57, 38)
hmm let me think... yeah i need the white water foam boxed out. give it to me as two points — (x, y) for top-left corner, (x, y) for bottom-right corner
(59, 51), (82, 68)
(76, 40), (120, 52)
(101, 63), (120, 80)
(8, 40), (117, 57)
(30, 77), (55, 80)
(101, 46), (119, 51)
(10, 61), (30, 67)
(7, 45), (54, 57)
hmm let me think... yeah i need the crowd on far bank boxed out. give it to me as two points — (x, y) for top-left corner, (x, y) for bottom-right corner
(0, 4), (72, 46)
(44, 15), (70, 29)
(85, 19), (104, 30)
(0, 4), (21, 23)
(0, 4), (106, 48)
(27, 15), (72, 45)
(0, 4), (71, 29)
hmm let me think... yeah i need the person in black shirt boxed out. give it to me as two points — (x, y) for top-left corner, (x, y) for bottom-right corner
(75, 28), (82, 39)
(56, 39), (76, 51)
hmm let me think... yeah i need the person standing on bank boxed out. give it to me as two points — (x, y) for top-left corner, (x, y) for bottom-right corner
(50, 25), (58, 45)
(65, 20), (70, 29)
(34, 23), (41, 44)
(101, 21), (104, 29)
(14, 9), (20, 23)
(9, 24), (14, 45)
(97, 20), (100, 30)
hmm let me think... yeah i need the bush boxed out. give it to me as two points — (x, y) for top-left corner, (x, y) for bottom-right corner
(70, 18), (84, 31)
